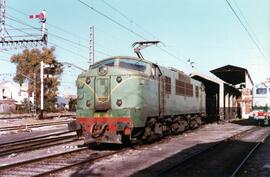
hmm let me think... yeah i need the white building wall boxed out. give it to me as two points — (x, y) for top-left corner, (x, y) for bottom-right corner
(0, 81), (33, 104)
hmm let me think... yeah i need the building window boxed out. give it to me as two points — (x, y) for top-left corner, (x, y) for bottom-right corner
(165, 76), (171, 94)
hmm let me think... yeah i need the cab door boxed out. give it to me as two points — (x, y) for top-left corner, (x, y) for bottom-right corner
(94, 77), (111, 111)
(152, 64), (164, 117)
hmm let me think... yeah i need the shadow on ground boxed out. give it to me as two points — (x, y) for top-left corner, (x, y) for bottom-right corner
(230, 118), (263, 126)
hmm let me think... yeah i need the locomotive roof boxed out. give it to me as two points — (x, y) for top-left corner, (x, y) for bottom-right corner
(98, 56), (154, 65)
(98, 56), (184, 72)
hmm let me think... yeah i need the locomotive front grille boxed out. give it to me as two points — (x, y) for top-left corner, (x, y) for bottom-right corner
(98, 97), (109, 103)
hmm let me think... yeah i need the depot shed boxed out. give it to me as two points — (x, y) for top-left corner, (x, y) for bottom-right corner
(210, 65), (253, 118)
(191, 72), (241, 121)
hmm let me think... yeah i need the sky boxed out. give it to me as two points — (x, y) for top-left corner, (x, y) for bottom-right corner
(0, 0), (269, 95)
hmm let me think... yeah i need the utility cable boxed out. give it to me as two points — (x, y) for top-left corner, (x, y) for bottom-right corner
(100, 0), (158, 40)
(225, 0), (269, 62)
(77, 0), (190, 67)
(77, 0), (147, 40)
(6, 13), (113, 57)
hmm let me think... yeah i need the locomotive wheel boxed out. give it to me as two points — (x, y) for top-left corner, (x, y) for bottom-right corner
(143, 119), (164, 143)
(189, 119), (198, 129)
(172, 120), (186, 134)
(195, 116), (202, 126)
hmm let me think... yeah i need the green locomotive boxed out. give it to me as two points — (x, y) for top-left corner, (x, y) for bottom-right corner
(68, 56), (206, 144)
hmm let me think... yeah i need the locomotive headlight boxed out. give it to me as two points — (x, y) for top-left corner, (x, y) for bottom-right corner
(86, 100), (91, 107)
(116, 76), (122, 83)
(116, 99), (122, 107)
(85, 76), (91, 84)
(98, 65), (108, 76)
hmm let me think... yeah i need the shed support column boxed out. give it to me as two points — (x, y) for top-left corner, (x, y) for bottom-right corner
(219, 83), (224, 120)
(225, 92), (229, 119)
(229, 94), (234, 118)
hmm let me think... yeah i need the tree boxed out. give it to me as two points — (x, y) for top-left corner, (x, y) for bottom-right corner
(10, 47), (63, 112)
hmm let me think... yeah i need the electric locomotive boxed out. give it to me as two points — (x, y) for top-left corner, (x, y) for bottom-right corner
(68, 55), (206, 144)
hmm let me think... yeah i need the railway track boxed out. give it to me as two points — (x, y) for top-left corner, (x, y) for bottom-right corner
(0, 120), (72, 132)
(0, 112), (76, 120)
(0, 126), (265, 177)
(155, 126), (270, 177)
(0, 131), (80, 157)
(0, 145), (126, 177)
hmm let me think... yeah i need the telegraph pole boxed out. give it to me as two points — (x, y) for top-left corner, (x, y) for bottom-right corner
(89, 26), (94, 65)
(33, 73), (36, 117)
(40, 61), (44, 119)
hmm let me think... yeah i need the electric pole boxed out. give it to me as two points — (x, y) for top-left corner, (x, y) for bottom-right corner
(89, 26), (94, 65)
(33, 73), (36, 117)
(40, 61), (44, 119)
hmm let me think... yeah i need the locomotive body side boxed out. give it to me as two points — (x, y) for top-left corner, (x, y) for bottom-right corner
(158, 66), (206, 117)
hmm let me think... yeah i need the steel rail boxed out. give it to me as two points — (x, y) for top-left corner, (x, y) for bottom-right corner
(0, 147), (88, 170)
(36, 148), (127, 177)
(230, 132), (270, 177)
(0, 112), (75, 120)
(0, 145), (128, 177)
(0, 135), (81, 157)
(0, 120), (71, 131)
(0, 130), (74, 146)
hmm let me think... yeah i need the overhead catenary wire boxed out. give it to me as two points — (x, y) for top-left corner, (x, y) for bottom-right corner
(3, 18), (89, 60)
(225, 0), (269, 62)
(232, 0), (266, 56)
(77, 0), (147, 41)
(7, 2), (193, 71)
(100, 0), (158, 40)
(77, 0), (190, 67)
(6, 12), (113, 57)
(5, 14), (112, 58)
(8, 6), (86, 40)
(8, 3), (190, 67)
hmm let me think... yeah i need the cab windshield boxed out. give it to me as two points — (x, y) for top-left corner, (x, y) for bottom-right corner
(91, 59), (115, 69)
(119, 59), (147, 72)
